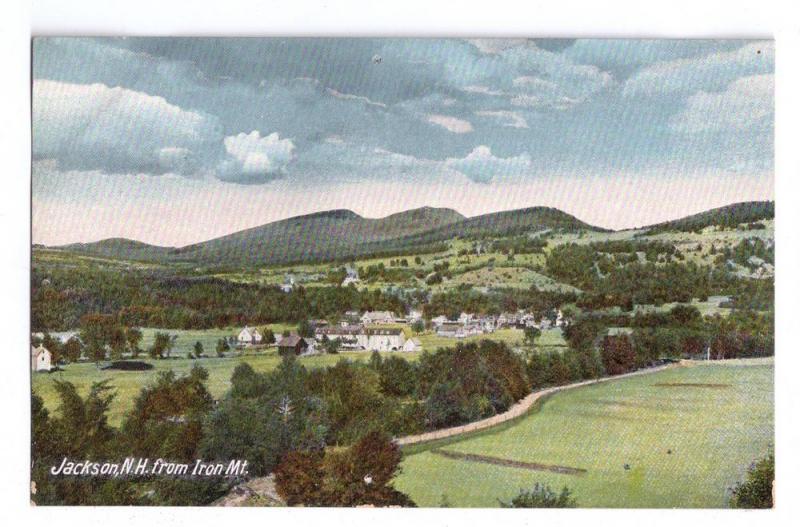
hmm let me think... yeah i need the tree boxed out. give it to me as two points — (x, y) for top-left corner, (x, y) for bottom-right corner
(523, 326), (541, 347)
(149, 332), (175, 359)
(274, 451), (326, 506)
(215, 338), (229, 357)
(262, 328), (276, 345)
(411, 319), (425, 334)
(730, 454), (773, 508)
(125, 327), (143, 357)
(62, 336), (84, 363)
(193, 341), (204, 358)
(297, 320), (314, 339)
(600, 335), (637, 375)
(108, 326), (127, 360)
(41, 333), (63, 365)
(79, 314), (118, 363)
(499, 484), (577, 508)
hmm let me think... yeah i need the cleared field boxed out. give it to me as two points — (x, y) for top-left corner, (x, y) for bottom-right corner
(394, 359), (773, 508)
(32, 349), (421, 426)
(416, 328), (526, 350)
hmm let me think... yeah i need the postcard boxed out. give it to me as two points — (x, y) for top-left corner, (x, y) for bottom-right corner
(30, 38), (774, 508)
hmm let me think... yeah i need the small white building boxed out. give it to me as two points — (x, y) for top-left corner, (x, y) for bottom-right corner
(402, 338), (422, 352)
(31, 345), (52, 372)
(363, 327), (405, 351)
(431, 315), (448, 328)
(237, 327), (263, 346)
(342, 265), (360, 287)
(280, 274), (295, 293)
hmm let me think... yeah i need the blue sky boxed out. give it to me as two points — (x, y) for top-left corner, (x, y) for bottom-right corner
(32, 38), (773, 245)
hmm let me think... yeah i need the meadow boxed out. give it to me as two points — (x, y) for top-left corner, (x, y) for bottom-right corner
(394, 359), (773, 508)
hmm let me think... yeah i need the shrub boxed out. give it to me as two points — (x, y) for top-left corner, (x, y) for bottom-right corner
(499, 484), (577, 508)
(730, 454), (774, 508)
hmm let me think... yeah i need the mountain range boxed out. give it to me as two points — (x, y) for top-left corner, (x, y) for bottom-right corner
(53, 201), (773, 266)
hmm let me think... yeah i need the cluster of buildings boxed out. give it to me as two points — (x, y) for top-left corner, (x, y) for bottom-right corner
(431, 309), (565, 339)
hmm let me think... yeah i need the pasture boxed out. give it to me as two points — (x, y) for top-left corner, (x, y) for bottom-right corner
(394, 359), (773, 508)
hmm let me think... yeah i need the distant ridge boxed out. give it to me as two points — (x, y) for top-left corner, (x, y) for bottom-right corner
(50, 205), (606, 266)
(641, 201), (774, 235)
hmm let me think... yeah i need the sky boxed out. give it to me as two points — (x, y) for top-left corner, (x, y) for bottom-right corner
(32, 38), (774, 246)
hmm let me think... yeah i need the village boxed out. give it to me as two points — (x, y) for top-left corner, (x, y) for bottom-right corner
(30, 308), (566, 372)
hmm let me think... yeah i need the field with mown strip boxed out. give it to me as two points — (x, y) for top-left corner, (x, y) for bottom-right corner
(394, 359), (773, 508)
(31, 349), (422, 426)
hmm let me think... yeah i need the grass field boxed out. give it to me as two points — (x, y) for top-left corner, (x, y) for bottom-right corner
(32, 349), (421, 426)
(394, 359), (773, 508)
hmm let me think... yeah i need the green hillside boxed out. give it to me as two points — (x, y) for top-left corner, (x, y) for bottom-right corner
(642, 201), (774, 235)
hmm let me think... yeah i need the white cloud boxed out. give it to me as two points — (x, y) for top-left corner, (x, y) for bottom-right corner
(326, 88), (387, 108)
(462, 85), (505, 96)
(446, 145), (532, 183)
(33, 79), (221, 175)
(670, 74), (773, 133)
(222, 131), (296, 179)
(623, 41), (773, 96)
(467, 39), (530, 55)
(427, 114), (474, 133)
(475, 110), (529, 129)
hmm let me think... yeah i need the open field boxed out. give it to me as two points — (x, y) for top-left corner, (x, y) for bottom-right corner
(32, 349), (421, 426)
(394, 359), (773, 508)
(415, 328), (527, 350)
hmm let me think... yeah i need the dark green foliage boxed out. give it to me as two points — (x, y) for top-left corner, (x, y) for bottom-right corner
(418, 341), (529, 428)
(499, 484), (577, 508)
(122, 365), (213, 461)
(275, 431), (415, 507)
(600, 335), (637, 375)
(730, 454), (773, 508)
(643, 201), (773, 234)
(201, 357), (327, 476)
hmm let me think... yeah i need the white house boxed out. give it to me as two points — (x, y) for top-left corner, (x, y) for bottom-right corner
(280, 274), (295, 293)
(402, 338), (422, 352)
(436, 322), (464, 338)
(31, 345), (52, 372)
(361, 311), (395, 325)
(431, 315), (448, 328)
(364, 327), (405, 351)
(458, 312), (474, 325)
(342, 265), (360, 287)
(237, 327), (263, 346)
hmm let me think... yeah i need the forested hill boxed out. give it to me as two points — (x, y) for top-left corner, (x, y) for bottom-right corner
(641, 201), (774, 235)
(51, 205), (601, 266)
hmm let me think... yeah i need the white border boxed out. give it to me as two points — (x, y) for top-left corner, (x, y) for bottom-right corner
(2, 1), (799, 526)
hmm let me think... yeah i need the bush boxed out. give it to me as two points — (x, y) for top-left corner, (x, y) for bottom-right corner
(730, 454), (773, 508)
(499, 484), (577, 508)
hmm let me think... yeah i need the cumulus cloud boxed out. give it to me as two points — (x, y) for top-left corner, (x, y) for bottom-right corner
(623, 41), (773, 97)
(33, 79), (222, 175)
(219, 131), (296, 183)
(467, 39), (531, 55)
(427, 114), (474, 133)
(670, 74), (773, 133)
(446, 146), (532, 184)
(475, 110), (529, 129)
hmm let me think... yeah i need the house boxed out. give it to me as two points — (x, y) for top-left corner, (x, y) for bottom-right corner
(342, 265), (360, 287)
(436, 323), (464, 338)
(280, 274), (295, 293)
(364, 327), (405, 351)
(360, 311), (396, 325)
(407, 309), (423, 323)
(31, 345), (52, 372)
(431, 315), (448, 328)
(402, 338), (422, 352)
(237, 327), (263, 346)
(277, 335), (308, 356)
(458, 312), (474, 325)
(302, 338), (317, 355)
